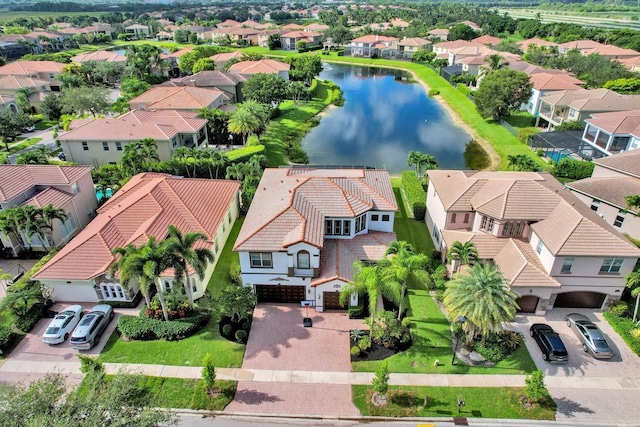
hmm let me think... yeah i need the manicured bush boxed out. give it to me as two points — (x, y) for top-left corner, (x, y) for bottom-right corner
(225, 145), (265, 162)
(358, 335), (371, 351)
(246, 134), (260, 146)
(552, 158), (595, 180)
(524, 370), (546, 404)
(221, 323), (233, 337)
(369, 310), (411, 350)
(351, 345), (361, 357)
(401, 171), (427, 219)
(609, 300), (629, 316)
(472, 331), (522, 363)
(77, 354), (105, 375)
(229, 263), (241, 285)
(428, 89), (440, 97)
(0, 325), (15, 353)
(431, 264), (448, 290)
(14, 303), (45, 333)
(603, 311), (640, 355)
(349, 301), (365, 319)
(234, 329), (248, 343)
(118, 310), (211, 341)
(412, 202), (426, 221)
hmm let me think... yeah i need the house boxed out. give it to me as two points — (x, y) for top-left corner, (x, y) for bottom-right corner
(224, 27), (260, 44)
(346, 35), (399, 58)
(388, 37), (431, 60)
(304, 23), (329, 32)
(459, 21), (481, 31)
(582, 44), (640, 60)
(557, 40), (604, 54)
(0, 40), (29, 61)
(58, 109), (208, 167)
(210, 51), (244, 70)
(567, 150), (640, 240)
(0, 75), (53, 111)
(0, 61), (65, 91)
(218, 19), (240, 28)
(0, 94), (18, 112)
(432, 40), (484, 56)
(257, 29), (288, 48)
(538, 88), (640, 130)
(619, 55), (640, 73)
(0, 165), (97, 257)
(426, 170), (640, 314)
(234, 167), (398, 312)
(164, 70), (248, 103)
(228, 59), (290, 80)
(125, 24), (152, 39)
(517, 38), (558, 52)
(472, 34), (501, 47)
(71, 50), (127, 64)
(428, 28), (449, 41)
(390, 18), (410, 30)
(282, 23), (305, 31)
(33, 173), (240, 304)
(128, 85), (230, 111)
(280, 31), (321, 50)
(523, 72), (584, 118)
(580, 109), (640, 156)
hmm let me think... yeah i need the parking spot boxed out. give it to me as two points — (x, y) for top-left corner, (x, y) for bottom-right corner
(512, 307), (640, 378)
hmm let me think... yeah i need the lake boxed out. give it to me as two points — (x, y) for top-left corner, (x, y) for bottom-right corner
(301, 63), (474, 174)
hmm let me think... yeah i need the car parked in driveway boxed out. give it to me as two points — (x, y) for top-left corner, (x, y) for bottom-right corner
(70, 304), (114, 350)
(529, 323), (568, 363)
(42, 305), (84, 345)
(566, 313), (614, 359)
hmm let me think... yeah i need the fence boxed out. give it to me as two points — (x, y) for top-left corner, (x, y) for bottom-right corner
(500, 119), (519, 137)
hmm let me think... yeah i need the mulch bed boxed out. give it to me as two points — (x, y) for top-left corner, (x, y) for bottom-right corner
(350, 332), (412, 362)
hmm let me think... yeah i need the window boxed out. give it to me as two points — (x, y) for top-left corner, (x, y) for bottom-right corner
(227, 211), (232, 225)
(481, 216), (488, 230)
(463, 213), (469, 224)
(116, 142), (122, 151)
(614, 211), (626, 228)
(72, 182), (79, 194)
(82, 141), (88, 151)
(355, 213), (367, 233)
(343, 220), (350, 235)
(191, 278), (197, 293)
(536, 240), (544, 255)
(371, 214), (379, 221)
(600, 258), (623, 274)
(297, 251), (310, 269)
(102, 142), (109, 151)
(451, 213), (457, 223)
(164, 280), (171, 292)
(325, 219), (351, 236)
(214, 239), (219, 253)
(382, 214), (390, 222)
(487, 218), (494, 232)
(561, 257), (574, 273)
(502, 223), (511, 236)
(49, 73), (54, 78)
(432, 224), (441, 245)
(591, 199), (600, 211)
(250, 252), (272, 268)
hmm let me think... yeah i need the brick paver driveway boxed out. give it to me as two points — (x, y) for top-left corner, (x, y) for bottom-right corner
(226, 303), (365, 416)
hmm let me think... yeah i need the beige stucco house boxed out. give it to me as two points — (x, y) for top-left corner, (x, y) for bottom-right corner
(128, 85), (230, 111)
(0, 60), (65, 91)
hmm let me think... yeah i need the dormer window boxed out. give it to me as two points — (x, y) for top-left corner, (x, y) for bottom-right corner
(355, 213), (367, 233)
(325, 219), (350, 236)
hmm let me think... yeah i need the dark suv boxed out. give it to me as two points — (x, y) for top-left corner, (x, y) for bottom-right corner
(530, 323), (568, 363)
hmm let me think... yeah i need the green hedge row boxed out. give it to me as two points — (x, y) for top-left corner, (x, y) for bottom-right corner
(552, 158), (595, 180)
(603, 311), (640, 356)
(117, 310), (211, 341)
(401, 170), (427, 220)
(225, 145), (265, 162)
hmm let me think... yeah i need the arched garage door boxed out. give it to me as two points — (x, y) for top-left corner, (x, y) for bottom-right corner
(554, 291), (606, 309)
(516, 295), (539, 313)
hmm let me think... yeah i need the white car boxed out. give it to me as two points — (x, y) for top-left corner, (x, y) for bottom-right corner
(42, 305), (84, 345)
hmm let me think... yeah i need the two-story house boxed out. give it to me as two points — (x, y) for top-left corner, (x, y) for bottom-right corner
(567, 150), (640, 240)
(234, 167), (398, 312)
(579, 109), (640, 156)
(0, 165), (97, 257)
(128, 85), (230, 111)
(58, 109), (208, 167)
(125, 24), (152, 39)
(426, 170), (640, 314)
(0, 75), (52, 112)
(557, 39), (604, 54)
(388, 37), (431, 60)
(0, 60), (65, 91)
(163, 70), (248, 103)
(523, 72), (584, 120)
(347, 35), (399, 58)
(280, 31), (321, 51)
(33, 173), (240, 303)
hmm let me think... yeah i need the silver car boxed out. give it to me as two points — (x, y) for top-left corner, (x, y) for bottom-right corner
(565, 313), (614, 359)
(42, 305), (84, 345)
(70, 304), (114, 350)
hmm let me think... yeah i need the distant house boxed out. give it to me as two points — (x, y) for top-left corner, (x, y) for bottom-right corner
(234, 167), (397, 312)
(0, 60), (65, 91)
(523, 72), (584, 119)
(257, 29), (288, 48)
(432, 40), (484, 56)
(472, 34), (501, 47)
(428, 28), (449, 41)
(128, 85), (230, 111)
(33, 173), (241, 304)
(125, 24), (152, 39)
(557, 39), (604, 54)
(567, 150), (640, 240)
(0, 93), (18, 113)
(346, 35), (399, 58)
(0, 75), (52, 111)
(165, 70), (248, 103)
(71, 50), (126, 64)
(210, 51), (244, 70)
(58, 109), (208, 167)
(0, 165), (97, 257)
(282, 23), (305, 31)
(581, 44), (640, 60)
(228, 59), (290, 80)
(280, 31), (321, 50)
(386, 37), (431, 59)
(580, 109), (640, 156)
(304, 23), (329, 32)
(517, 38), (558, 52)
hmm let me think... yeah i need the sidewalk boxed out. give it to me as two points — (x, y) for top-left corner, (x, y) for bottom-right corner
(2, 359), (640, 390)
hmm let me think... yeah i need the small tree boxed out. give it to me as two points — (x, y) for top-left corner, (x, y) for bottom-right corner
(215, 285), (257, 322)
(524, 370), (546, 405)
(371, 361), (390, 405)
(201, 353), (217, 395)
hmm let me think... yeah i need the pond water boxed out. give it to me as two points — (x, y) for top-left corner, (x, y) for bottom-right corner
(301, 63), (474, 174)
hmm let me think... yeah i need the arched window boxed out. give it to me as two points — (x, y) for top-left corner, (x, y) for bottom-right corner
(297, 250), (310, 269)
(164, 280), (171, 292)
(9, 104), (17, 113)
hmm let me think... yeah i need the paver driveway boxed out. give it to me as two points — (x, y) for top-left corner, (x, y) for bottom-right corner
(227, 303), (365, 416)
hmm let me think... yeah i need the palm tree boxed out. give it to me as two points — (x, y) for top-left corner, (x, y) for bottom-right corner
(407, 151), (424, 175)
(447, 240), (478, 271)
(625, 195), (640, 212)
(225, 163), (246, 181)
(339, 261), (402, 325)
(385, 241), (430, 320)
(443, 262), (519, 342)
(626, 269), (640, 322)
(15, 88), (34, 114)
(172, 146), (194, 178)
(407, 151), (438, 176)
(480, 54), (509, 76)
(139, 138), (160, 171)
(40, 205), (68, 247)
(163, 225), (214, 308)
(227, 107), (260, 145)
(110, 243), (151, 307)
(0, 282), (43, 317)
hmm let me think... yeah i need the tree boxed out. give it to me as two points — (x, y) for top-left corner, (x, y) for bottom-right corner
(61, 86), (110, 117)
(121, 138), (160, 176)
(524, 370), (546, 405)
(0, 282), (44, 317)
(242, 73), (289, 106)
(16, 146), (52, 165)
(198, 107), (231, 146)
(407, 151), (438, 176)
(323, 25), (352, 45)
(215, 285), (257, 322)
(15, 87), (33, 113)
(287, 55), (323, 84)
(125, 44), (165, 81)
(40, 205), (68, 247)
(443, 262), (519, 342)
(371, 361), (390, 404)
(385, 241), (430, 320)
(288, 81), (308, 105)
(267, 34), (281, 50)
(201, 353), (217, 395)
(412, 50), (435, 63)
(228, 107), (260, 145)
(178, 51), (197, 75)
(474, 68), (532, 121)
(604, 77), (640, 94)
(111, 243), (152, 308)
(40, 93), (64, 121)
(447, 241), (478, 269)
(0, 109), (32, 150)
(479, 54), (509, 76)
(164, 225), (214, 308)
(192, 58), (216, 74)
(448, 23), (479, 41)
(626, 195), (640, 211)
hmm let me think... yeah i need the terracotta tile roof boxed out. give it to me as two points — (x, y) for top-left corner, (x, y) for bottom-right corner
(517, 38), (558, 50)
(472, 34), (501, 45)
(281, 30), (320, 38)
(58, 109), (207, 142)
(494, 239), (561, 288)
(350, 34), (399, 43)
(541, 88), (640, 112)
(397, 37), (430, 47)
(584, 109), (640, 135)
(33, 173), (240, 281)
(167, 46), (194, 59)
(128, 86), (228, 110)
(218, 19), (240, 28)
(170, 70), (248, 87)
(429, 28), (449, 36)
(0, 165), (91, 202)
(472, 179), (562, 220)
(305, 23), (329, 31)
(234, 168), (397, 252)
(441, 230), (510, 259)
(0, 75), (50, 90)
(228, 59), (290, 75)
(583, 45), (640, 57)
(210, 51), (243, 64)
(72, 50), (126, 63)
(567, 176), (640, 214)
(433, 40), (484, 51)
(226, 27), (260, 36)
(282, 23), (305, 30)
(558, 39), (604, 50)
(593, 149), (640, 178)
(530, 73), (584, 91)
(22, 187), (74, 208)
(0, 60), (65, 76)
(311, 232), (396, 286)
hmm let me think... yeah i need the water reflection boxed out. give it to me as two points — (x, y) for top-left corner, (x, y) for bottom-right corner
(302, 63), (471, 173)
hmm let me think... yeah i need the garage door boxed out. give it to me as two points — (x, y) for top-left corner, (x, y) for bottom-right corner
(554, 292), (606, 309)
(516, 295), (539, 313)
(323, 291), (346, 310)
(255, 285), (305, 303)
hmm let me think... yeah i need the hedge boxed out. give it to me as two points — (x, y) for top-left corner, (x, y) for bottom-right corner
(117, 310), (211, 341)
(225, 145), (265, 162)
(603, 311), (640, 356)
(401, 171), (427, 220)
(0, 325), (16, 353)
(552, 158), (595, 180)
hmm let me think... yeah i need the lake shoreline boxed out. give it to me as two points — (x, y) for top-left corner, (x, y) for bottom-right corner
(323, 59), (501, 171)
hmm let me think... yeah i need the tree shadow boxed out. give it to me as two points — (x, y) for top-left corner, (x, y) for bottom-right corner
(232, 388), (283, 405)
(554, 397), (595, 417)
(391, 392), (421, 407)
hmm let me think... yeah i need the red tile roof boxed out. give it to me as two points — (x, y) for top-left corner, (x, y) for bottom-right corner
(128, 86), (228, 110)
(228, 59), (290, 75)
(0, 60), (65, 76)
(22, 187), (74, 208)
(33, 173), (240, 281)
(0, 165), (91, 202)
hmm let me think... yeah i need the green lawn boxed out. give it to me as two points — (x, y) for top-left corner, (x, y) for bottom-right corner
(34, 120), (57, 130)
(353, 385), (556, 420)
(4, 138), (43, 154)
(207, 217), (243, 297)
(390, 177), (434, 256)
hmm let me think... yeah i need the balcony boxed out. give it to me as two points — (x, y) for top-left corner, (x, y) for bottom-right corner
(293, 268), (314, 277)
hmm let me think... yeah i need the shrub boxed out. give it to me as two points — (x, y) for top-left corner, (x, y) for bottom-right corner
(401, 171), (426, 219)
(14, 303), (44, 333)
(412, 202), (426, 220)
(536, 148), (544, 157)
(118, 310), (211, 341)
(370, 310), (411, 350)
(350, 328), (365, 341)
(77, 354), (105, 375)
(235, 329), (248, 343)
(241, 318), (251, 331)
(552, 158), (595, 180)
(214, 286), (257, 323)
(603, 311), (640, 355)
(631, 328), (640, 340)
(518, 128), (538, 144)
(358, 335), (371, 351)
(221, 323), (233, 337)
(246, 134), (260, 146)
(428, 89), (440, 97)
(225, 145), (265, 162)
(431, 264), (448, 290)
(609, 300), (629, 316)
(229, 263), (241, 285)
(372, 361), (389, 396)
(350, 345), (361, 357)
(202, 353), (216, 393)
(348, 300), (365, 319)
(0, 325), (15, 353)
(401, 317), (412, 328)
(472, 331), (521, 362)
(524, 370), (546, 404)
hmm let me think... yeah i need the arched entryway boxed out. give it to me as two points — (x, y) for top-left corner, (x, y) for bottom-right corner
(516, 295), (539, 313)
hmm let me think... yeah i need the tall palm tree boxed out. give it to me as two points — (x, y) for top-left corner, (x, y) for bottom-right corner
(339, 261), (402, 325)
(172, 147), (194, 178)
(443, 262), (519, 342)
(111, 243), (151, 307)
(407, 151), (438, 176)
(225, 163), (246, 181)
(40, 205), (68, 247)
(480, 54), (509, 76)
(163, 225), (213, 308)
(139, 138), (160, 172)
(447, 241), (478, 271)
(227, 107), (260, 145)
(384, 241), (430, 320)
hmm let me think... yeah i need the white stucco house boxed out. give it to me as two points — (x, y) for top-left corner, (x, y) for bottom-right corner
(233, 167), (397, 312)
(33, 173), (240, 304)
(426, 170), (640, 314)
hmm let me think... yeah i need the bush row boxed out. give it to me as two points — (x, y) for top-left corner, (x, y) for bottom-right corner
(603, 311), (640, 356)
(401, 170), (427, 220)
(226, 144), (265, 162)
(117, 310), (211, 341)
(552, 157), (595, 180)
(326, 81), (344, 106)
(0, 325), (17, 354)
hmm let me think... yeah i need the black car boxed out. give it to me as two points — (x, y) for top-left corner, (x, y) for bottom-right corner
(529, 323), (568, 363)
